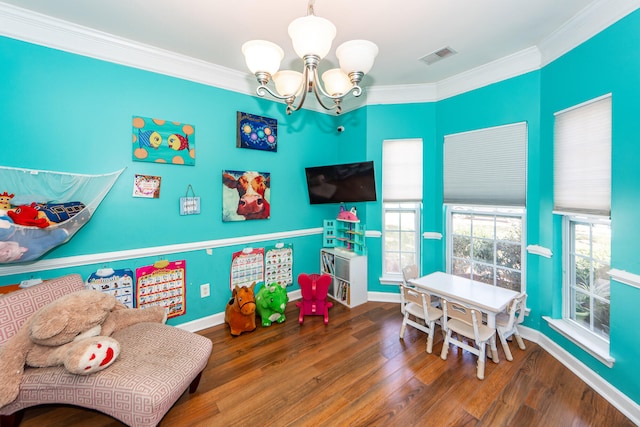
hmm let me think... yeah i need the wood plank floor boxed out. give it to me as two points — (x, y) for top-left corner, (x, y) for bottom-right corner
(19, 301), (634, 426)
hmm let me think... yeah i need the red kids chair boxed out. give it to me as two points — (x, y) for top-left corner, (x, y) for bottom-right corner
(296, 273), (333, 325)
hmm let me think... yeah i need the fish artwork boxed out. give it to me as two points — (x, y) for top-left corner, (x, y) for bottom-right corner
(138, 129), (162, 149)
(168, 133), (189, 151)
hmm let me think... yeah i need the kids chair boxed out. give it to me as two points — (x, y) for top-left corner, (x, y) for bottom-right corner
(296, 273), (333, 325)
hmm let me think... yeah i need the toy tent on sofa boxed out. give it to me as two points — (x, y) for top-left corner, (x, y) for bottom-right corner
(0, 166), (123, 263)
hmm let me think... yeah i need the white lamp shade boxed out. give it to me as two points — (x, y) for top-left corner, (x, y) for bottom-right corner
(336, 40), (379, 74)
(242, 40), (284, 75)
(273, 70), (304, 97)
(322, 68), (353, 96)
(288, 15), (336, 59)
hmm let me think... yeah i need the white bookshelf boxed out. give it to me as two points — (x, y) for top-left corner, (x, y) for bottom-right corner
(320, 248), (367, 308)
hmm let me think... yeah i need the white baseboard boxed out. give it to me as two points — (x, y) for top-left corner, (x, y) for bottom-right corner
(519, 326), (640, 425)
(176, 289), (302, 333)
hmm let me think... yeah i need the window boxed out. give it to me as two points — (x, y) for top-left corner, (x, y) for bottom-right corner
(448, 206), (525, 292)
(382, 139), (422, 278)
(383, 202), (421, 276)
(565, 217), (611, 340)
(555, 94), (612, 344)
(443, 122), (528, 291)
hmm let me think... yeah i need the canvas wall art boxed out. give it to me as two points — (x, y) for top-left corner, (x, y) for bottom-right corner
(222, 170), (271, 221)
(132, 116), (195, 165)
(236, 111), (277, 152)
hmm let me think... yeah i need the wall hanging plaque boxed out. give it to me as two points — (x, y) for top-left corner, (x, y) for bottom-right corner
(180, 184), (200, 215)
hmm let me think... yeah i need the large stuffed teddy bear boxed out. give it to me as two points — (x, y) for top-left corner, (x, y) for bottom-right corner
(0, 289), (167, 408)
(255, 283), (289, 327)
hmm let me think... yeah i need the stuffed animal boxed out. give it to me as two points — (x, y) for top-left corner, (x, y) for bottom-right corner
(7, 203), (50, 228)
(255, 283), (289, 327)
(0, 192), (13, 211)
(0, 217), (68, 263)
(0, 241), (28, 263)
(224, 283), (257, 336)
(0, 289), (167, 408)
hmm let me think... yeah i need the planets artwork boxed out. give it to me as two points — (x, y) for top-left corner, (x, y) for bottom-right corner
(236, 111), (277, 152)
(132, 116), (196, 165)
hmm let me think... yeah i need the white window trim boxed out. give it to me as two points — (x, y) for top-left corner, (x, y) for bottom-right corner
(446, 205), (526, 293)
(554, 214), (613, 366)
(381, 202), (421, 282)
(543, 316), (614, 367)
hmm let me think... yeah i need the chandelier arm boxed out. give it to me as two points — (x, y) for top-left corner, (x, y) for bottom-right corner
(287, 66), (311, 114)
(255, 83), (291, 102)
(309, 67), (342, 112)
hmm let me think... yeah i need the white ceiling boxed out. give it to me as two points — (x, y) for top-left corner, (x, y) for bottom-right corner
(1, 0), (638, 99)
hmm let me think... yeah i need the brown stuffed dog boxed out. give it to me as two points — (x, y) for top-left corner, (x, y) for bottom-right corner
(0, 290), (167, 408)
(224, 284), (257, 336)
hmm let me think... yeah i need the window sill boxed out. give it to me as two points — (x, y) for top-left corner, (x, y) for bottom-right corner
(379, 276), (403, 286)
(542, 316), (614, 368)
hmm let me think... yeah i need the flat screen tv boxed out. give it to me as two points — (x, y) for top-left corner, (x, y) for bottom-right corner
(305, 161), (377, 205)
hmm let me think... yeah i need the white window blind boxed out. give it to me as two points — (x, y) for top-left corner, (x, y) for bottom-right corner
(444, 122), (528, 206)
(382, 139), (423, 201)
(554, 95), (612, 216)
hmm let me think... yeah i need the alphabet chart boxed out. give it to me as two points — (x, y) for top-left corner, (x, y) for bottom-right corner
(265, 243), (293, 287)
(230, 247), (264, 290)
(136, 260), (186, 318)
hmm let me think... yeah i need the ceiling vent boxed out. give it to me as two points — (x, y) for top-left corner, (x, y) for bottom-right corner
(418, 46), (457, 66)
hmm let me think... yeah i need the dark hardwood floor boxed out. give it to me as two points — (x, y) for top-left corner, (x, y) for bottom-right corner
(19, 301), (634, 426)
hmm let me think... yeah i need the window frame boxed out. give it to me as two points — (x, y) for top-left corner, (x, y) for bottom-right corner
(446, 204), (526, 293)
(562, 214), (611, 343)
(382, 201), (421, 280)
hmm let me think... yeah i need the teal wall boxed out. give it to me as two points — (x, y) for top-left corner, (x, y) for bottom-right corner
(0, 36), (368, 325)
(1, 7), (639, 406)
(538, 10), (640, 403)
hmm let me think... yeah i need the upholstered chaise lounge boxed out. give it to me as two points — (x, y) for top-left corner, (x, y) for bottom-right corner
(0, 274), (212, 427)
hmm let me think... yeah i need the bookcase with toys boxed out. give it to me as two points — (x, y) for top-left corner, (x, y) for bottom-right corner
(320, 205), (367, 308)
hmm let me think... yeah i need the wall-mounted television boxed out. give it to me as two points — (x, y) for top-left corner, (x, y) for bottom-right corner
(304, 161), (377, 205)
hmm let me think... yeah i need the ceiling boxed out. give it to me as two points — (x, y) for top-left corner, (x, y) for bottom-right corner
(1, 1), (636, 93)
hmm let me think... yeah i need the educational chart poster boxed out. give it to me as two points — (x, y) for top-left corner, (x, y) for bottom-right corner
(230, 247), (264, 291)
(265, 243), (293, 287)
(86, 268), (135, 308)
(136, 260), (186, 318)
(132, 116), (196, 166)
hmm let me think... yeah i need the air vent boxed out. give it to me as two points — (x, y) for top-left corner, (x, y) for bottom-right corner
(418, 46), (457, 66)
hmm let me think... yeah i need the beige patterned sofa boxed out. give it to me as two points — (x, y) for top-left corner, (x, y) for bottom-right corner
(0, 274), (212, 427)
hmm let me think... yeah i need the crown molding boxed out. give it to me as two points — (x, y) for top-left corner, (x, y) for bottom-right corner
(538, 0), (640, 67)
(0, 0), (637, 110)
(0, 2), (251, 94)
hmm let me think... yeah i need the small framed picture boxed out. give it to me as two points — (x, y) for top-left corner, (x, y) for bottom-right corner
(133, 174), (162, 198)
(237, 111), (277, 152)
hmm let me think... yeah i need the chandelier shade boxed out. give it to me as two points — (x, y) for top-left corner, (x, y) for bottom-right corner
(274, 70), (304, 97)
(288, 15), (336, 59)
(242, 0), (378, 115)
(241, 40), (284, 75)
(322, 68), (353, 96)
(336, 40), (379, 75)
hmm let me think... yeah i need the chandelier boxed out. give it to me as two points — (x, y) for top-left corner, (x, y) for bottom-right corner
(241, 0), (378, 115)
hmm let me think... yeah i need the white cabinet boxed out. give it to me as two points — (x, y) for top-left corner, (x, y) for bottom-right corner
(320, 248), (367, 308)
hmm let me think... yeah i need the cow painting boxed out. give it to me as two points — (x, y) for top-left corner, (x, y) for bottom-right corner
(222, 170), (271, 221)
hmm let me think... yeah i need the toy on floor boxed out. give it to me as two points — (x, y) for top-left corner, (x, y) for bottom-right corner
(0, 289), (167, 408)
(255, 283), (289, 327)
(225, 283), (257, 336)
(296, 273), (333, 325)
